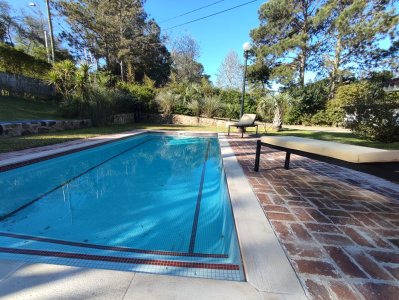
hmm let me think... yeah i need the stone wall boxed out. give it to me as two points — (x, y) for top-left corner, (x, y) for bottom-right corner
(111, 113), (135, 125)
(0, 119), (92, 138)
(140, 113), (235, 127)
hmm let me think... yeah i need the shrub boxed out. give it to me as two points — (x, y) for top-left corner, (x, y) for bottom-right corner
(119, 82), (156, 112)
(47, 60), (77, 101)
(0, 43), (51, 79)
(187, 99), (202, 117)
(285, 80), (329, 124)
(202, 95), (222, 118)
(311, 110), (330, 126)
(334, 81), (399, 142)
(61, 87), (123, 126)
(155, 90), (179, 115)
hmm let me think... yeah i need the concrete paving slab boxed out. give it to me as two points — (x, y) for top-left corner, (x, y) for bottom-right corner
(0, 263), (135, 300)
(123, 273), (261, 300)
(0, 261), (26, 281)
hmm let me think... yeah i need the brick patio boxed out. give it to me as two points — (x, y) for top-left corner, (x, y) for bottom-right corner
(228, 136), (399, 300)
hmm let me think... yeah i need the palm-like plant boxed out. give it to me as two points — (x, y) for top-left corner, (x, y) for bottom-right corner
(155, 90), (179, 116)
(257, 92), (292, 131)
(202, 95), (222, 118)
(47, 60), (76, 101)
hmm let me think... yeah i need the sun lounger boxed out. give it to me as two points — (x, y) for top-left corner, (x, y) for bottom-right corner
(227, 114), (259, 138)
(254, 136), (399, 182)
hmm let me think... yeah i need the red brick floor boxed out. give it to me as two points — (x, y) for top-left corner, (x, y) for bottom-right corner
(228, 137), (399, 300)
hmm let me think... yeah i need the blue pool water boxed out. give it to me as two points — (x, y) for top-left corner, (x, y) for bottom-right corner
(0, 133), (243, 280)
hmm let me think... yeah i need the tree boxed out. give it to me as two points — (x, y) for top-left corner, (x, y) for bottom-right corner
(314, 0), (399, 99)
(170, 34), (204, 83)
(216, 50), (243, 90)
(257, 92), (293, 130)
(56, 0), (170, 85)
(127, 20), (171, 86)
(15, 14), (49, 61)
(247, 57), (271, 91)
(0, 0), (17, 45)
(251, 0), (327, 87)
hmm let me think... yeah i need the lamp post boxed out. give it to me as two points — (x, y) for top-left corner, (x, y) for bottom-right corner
(45, 0), (55, 63)
(240, 42), (251, 117)
(28, 2), (50, 63)
(30, 1), (55, 63)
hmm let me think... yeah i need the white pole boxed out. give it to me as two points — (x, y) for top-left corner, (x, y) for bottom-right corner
(43, 30), (50, 63)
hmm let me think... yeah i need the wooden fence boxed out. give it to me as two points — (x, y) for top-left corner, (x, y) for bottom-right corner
(0, 72), (55, 99)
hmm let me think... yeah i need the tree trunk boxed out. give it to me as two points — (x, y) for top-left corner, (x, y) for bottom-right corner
(299, 0), (308, 87)
(328, 0), (344, 100)
(272, 106), (283, 131)
(127, 61), (134, 82)
(120, 60), (125, 82)
(328, 34), (342, 100)
(299, 52), (306, 87)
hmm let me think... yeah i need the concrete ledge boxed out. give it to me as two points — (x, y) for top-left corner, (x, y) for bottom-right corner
(219, 134), (307, 298)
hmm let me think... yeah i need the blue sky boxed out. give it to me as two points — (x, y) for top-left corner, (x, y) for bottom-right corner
(10, 0), (263, 83)
(145, 0), (263, 82)
(8, 1), (398, 84)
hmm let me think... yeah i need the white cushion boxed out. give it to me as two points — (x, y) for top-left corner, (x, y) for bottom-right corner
(260, 136), (399, 163)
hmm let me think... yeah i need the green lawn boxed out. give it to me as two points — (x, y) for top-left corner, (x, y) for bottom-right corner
(1, 123), (398, 154)
(0, 96), (62, 121)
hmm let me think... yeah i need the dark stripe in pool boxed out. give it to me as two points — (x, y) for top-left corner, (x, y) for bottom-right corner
(0, 247), (240, 270)
(0, 232), (228, 258)
(188, 140), (211, 253)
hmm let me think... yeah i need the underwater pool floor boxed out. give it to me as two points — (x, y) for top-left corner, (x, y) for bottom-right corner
(0, 132), (243, 281)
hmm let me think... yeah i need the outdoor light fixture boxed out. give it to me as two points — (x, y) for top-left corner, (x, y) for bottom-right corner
(27, 1), (55, 63)
(240, 42), (251, 117)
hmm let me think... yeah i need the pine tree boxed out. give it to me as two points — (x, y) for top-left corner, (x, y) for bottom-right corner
(250, 0), (327, 87)
(56, 0), (171, 85)
(314, 0), (399, 98)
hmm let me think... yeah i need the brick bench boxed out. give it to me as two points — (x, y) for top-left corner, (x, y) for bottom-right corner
(254, 136), (399, 182)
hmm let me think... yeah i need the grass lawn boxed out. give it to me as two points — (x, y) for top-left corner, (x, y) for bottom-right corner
(0, 96), (62, 121)
(1, 123), (398, 154)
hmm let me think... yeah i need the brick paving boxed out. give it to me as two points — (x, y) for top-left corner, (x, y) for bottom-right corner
(228, 136), (399, 300)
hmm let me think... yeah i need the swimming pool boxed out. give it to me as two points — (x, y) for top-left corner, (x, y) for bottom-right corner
(0, 133), (243, 281)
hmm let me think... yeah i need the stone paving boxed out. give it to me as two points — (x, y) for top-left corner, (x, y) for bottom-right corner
(228, 136), (399, 300)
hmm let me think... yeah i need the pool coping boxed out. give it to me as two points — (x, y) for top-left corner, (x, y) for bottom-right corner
(219, 133), (307, 298)
(0, 129), (308, 299)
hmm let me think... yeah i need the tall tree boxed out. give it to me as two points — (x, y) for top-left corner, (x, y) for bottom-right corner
(314, 0), (399, 99)
(56, 0), (170, 85)
(170, 34), (204, 83)
(216, 50), (243, 90)
(15, 14), (49, 61)
(251, 0), (326, 87)
(0, 0), (17, 45)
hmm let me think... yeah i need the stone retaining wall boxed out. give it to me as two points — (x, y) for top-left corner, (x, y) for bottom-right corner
(141, 113), (235, 127)
(111, 113), (135, 125)
(0, 119), (92, 138)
